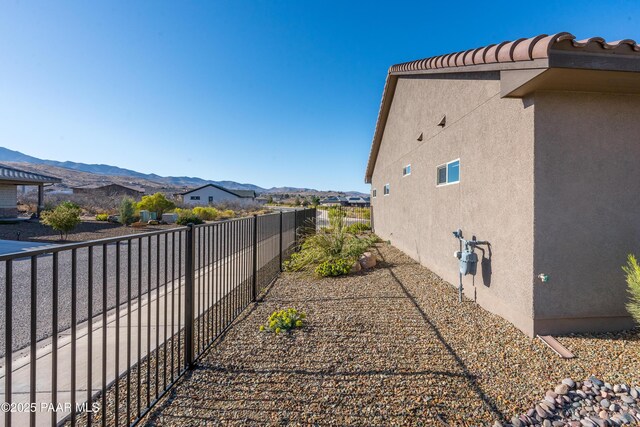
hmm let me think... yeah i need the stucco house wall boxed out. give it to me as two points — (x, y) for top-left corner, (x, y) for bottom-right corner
(370, 73), (537, 335)
(182, 185), (249, 205)
(0, 184), (18, 218)
(532, 91), (640, 334)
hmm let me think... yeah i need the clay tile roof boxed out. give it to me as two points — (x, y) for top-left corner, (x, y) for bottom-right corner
(366, 32), (640, 183)
(386, 32), (640, 74)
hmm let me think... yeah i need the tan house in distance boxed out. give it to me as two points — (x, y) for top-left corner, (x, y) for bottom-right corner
(179, 184), (256, 205)
(365, 33), (640, 337)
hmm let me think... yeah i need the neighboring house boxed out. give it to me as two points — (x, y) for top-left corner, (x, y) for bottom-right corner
(365, 33), (640, 337)
(0, 164), (61, 218)
(180, 184), (256, 205)
(346, 196), (371, 207)
(72, 183), (145, 197)
(319, 196), (348, 206)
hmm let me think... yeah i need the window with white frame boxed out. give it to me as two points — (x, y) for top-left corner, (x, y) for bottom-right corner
(436, 159), (460, 186)
(372, 188), (377, 198)
(190, 196), (201, 200)
(402, 164), (411, 176)
(383, 183), (390, 195)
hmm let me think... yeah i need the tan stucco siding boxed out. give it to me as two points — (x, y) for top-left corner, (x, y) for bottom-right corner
(533, 91), (640, 334)
(0, 185), (17, 209)
(370, 73), (536, 335)
(182, 186), (242, 205)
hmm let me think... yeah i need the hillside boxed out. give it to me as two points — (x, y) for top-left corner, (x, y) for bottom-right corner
(0, 147), (367, 197)
(0, 147), (265, 192)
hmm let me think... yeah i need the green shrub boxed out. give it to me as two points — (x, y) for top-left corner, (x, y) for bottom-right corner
(176, 212), (204, 225)
(284, 226), (377, 273)
(59, 200), (80, 210)
(345, 222), (371, 234)
(315, 258), (352, 277)
(119, 197), (136, 226)
(95, 213), (109, 221)
(623, 254), (640, 324)
(259, 308), (306, 334)
(358, 208), (371, 220)
(136, 193), (175, 218)
(192, 206), (219, 221)
(41, 202), (82, 240)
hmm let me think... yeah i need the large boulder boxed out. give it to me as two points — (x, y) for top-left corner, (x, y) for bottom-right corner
(359, 252), (376, 269)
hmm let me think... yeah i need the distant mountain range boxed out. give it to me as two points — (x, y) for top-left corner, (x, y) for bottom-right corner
(0, 147), (366, 196)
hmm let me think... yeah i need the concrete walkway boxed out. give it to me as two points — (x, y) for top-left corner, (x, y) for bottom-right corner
(0, 234), (283, 427)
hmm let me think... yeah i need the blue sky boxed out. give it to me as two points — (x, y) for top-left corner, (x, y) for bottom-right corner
(1, 1), (639, 192)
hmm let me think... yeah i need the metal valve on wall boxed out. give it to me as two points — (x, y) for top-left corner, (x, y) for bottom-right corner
(452, 229), (491, 302)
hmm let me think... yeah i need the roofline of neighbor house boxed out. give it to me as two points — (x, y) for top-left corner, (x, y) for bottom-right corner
(364, 32), (640, 183)
(71, 183), (145, 192)
(0, 164), (62, 185)
(180, 183), (256, 199)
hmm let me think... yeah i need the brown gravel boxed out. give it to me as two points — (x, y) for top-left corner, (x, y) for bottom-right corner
(141, 242), (640, 426)
(0, 219), (180, 242)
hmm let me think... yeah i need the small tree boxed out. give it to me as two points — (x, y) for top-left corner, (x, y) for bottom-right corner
(310, 195), (320, 206)
(267, 195), (274, 204)
(623, 254), (640, 324)
(119, 197), (136, 226)
(137, 192), (175, 218)
(294, 196), (301, 206)
(41, 201), (82, 240)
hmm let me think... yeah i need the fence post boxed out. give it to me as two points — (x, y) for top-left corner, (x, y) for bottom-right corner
(252, 214), (258, 301)
(311, 207), (317, 231)
(184, 224), (195, 368)
(294, 209), (298, 248)
(279, 211), (283, 272)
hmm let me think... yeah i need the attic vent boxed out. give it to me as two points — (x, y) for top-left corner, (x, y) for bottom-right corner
(437, 115), (446, 127)
(417, 132), (423, 141)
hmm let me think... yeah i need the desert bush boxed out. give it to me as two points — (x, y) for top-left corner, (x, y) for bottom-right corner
(284, 223), (377, 275)
(623, 254), (640, 324)
(41, 202), (82, 240)
(119, 197), (136, 226)
(137, 193), (175, 218)
(328, 207), (346, 229)
(21, 192), (127, 215)
(218, 209), (235, 220)
(259, 308), (306, 334)
(356, 207), (371, 220)
(95, 213), (109, 221)
(315, 259), (352, 277)
(193, 206), (219, 221)
(176, 211), (204, 225)
(345, 222), (371, 234)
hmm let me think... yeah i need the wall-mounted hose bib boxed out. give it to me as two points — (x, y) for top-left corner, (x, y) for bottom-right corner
(452, 229), (491, 302)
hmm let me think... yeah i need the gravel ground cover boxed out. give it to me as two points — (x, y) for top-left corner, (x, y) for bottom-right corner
(141, 242), (640, 426)
(0, 219), (179, 243)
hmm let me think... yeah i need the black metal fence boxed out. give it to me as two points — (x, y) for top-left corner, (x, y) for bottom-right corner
(0, 208), (315, 427)
(315, 205), (371, 230)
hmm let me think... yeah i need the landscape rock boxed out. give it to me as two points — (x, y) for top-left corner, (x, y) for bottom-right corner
(359, 252), (376, 269)
(513, 378), (640, 427)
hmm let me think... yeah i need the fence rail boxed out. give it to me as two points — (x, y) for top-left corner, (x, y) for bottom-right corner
(315, 205), (371, 230)
(0, 208), (316, 427)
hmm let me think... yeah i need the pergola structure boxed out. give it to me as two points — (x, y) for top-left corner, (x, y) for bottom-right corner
(0, 165), (61, 218)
